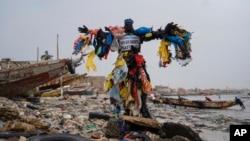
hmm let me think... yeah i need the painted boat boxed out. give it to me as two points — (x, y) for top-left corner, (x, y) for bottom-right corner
(0, 58), (75, 98)
(161, 97), (237, 109)
(40, 88), (61, 97)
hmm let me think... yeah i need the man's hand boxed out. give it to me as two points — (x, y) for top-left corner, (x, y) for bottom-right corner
(78, 25), (89, 33)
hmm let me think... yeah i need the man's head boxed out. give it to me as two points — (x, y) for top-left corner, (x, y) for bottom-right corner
(124, 18), (134, 24)
(124, 18), (134, 33)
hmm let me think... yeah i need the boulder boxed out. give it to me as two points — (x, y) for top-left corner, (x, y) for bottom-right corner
(158, 122), (202, 141)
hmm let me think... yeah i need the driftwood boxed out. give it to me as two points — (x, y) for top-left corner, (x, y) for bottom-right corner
(89, 112), (114, 121)
(89, 112), (161, 129)
(120, 115), (162, 129)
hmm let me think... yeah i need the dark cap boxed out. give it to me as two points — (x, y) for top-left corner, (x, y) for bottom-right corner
(124, 18), (134, 24)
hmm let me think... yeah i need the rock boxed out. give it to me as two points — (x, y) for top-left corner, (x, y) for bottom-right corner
(19, 116), (49, 130)
(19, 136), (27, 141)
(91, 132), (101, 139)
(172, 135), (190, 141)
(27, 133), (90, 141)
(158, 122), (202, 141)
(0, 107), (20, 121)
(94, 137), (110, 141)
(103, 118), (123, 138)
(63, 114), (72, 119)
(4, 121), (36, 133)
(5, 137), (19, 141)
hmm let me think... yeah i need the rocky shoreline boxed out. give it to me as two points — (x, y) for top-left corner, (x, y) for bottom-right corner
(0, 94), (240, 141)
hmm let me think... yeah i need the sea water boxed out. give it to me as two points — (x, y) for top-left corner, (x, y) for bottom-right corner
(174, 93), (250, 123)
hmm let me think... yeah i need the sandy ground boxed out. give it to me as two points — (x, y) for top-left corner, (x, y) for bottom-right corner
(150, 102), (231, 141)
(199, 129), (229, 141)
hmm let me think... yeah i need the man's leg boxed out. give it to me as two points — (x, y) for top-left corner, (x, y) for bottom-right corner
(140, 93), (152, 118)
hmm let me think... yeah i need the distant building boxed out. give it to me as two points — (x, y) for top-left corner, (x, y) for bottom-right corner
(177, 87), (187, 95)
(154, 85), (171, 94)
(82, 76), (105, 94)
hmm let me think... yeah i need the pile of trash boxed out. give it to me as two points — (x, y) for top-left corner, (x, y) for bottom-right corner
(0, 94), (236, 141)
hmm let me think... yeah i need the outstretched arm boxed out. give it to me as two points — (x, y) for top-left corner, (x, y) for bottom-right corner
(134, 27), (164, 43)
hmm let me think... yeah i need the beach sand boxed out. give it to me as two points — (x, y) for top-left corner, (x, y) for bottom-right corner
(199, 129), (229, 141)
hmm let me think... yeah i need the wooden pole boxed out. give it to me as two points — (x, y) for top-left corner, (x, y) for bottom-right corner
(37, 47), (39, 62)
(57, 34), (59, 59)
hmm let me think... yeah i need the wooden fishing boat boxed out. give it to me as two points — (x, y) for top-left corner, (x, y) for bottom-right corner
(38, 73), (87, 90)
(63, 83), (94, 96)
(161, 97), (237, 109)
(39, 86), (87, 97)
(64, 87), (88, 95)
(0, 58), (75, 98)
(40, 88), (61, 97)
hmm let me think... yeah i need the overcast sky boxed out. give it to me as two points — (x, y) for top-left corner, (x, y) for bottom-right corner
(1, 0), (250, 89)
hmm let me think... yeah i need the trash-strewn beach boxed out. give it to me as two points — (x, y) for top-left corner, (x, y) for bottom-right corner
(0, 94), (249, 141)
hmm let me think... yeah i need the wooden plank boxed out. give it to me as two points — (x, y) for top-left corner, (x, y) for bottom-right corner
(120, 115), (162, 129)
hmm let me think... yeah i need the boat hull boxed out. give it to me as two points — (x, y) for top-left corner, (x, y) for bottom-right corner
(162, 97), (236, 109)
(0, 59), (72, 97)
(39, 73), (87, 90)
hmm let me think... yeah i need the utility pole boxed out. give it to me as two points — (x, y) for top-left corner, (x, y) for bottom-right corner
(37, 47), (39, 62)
(57, 34), (59, 59)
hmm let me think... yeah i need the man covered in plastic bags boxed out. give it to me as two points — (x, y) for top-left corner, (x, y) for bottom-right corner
(105, 19), (157, 118)
(74, 18), (192, 118)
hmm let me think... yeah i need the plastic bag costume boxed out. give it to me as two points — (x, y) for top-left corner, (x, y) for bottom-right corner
(72, 18), (192, 118)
